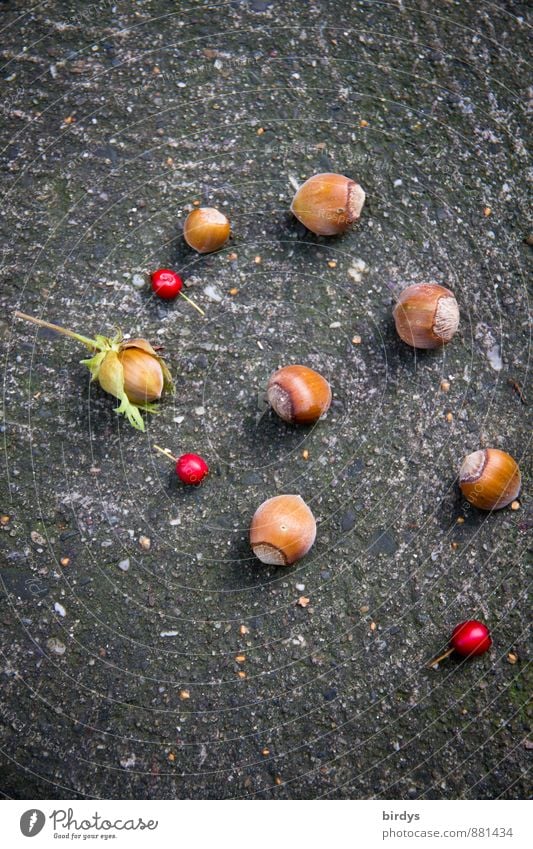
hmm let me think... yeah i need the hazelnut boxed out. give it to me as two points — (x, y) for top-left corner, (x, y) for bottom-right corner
(183, 207), (230, 253)
(290, 173), (365, 236)
(459, 448), (521, 510)
(393, 283), (459, 349)
(250, 495), (317, 566)
(267, 365), (332, 424)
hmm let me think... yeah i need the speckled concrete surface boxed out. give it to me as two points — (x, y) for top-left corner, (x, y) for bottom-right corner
(0, 0), (531, 799)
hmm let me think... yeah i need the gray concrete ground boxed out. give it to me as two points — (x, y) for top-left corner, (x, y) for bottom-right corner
(0, 0), (531, 799)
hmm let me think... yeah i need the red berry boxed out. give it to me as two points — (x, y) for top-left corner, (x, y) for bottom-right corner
(450, 620), (492, 657)
(151, 268), (183, 300)
(175, 453), (209, 485)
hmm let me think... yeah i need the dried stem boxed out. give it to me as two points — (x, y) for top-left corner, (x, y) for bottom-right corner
(153, 444), (178, 463)
(427, 647), (454, 668)
(15, 311), (101, 350)
(179, 291), (205, 316)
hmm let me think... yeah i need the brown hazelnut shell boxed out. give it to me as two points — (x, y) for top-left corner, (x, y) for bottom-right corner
(267, 364), (332, 424)
(393, 283), (459, 349)
(250, 495), (317, 566)
(290, 172), (365, 236)
(459, 448), (521, 510)
(118, 347), (164, 404)
(183, 207), (230, 253)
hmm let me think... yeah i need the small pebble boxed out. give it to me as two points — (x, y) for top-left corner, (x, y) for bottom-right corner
(203, 284), (223, 303)
(53, 602), (66, 617)
(118, 558), (130, 572)
(139, 536), (151, 550)
(31, 530), (46, 546)
(47, 637), (66, 655)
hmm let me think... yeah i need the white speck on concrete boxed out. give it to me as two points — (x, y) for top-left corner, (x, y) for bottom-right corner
(204, 284), (223, 302)
(348, 258), (368, 282)
(476, 322), (503, 371)
(47, 637), (66, 655)
(288, 174), (300, 192)
(486, 344), (503, 371)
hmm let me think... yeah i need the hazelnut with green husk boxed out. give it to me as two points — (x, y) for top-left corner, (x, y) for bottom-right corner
(15, 311), (174, 431)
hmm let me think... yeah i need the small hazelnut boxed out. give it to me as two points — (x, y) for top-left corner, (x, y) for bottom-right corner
(290, 172), (365, 236)
(459, 448), (521, 510)
(183, 207), (230, 253)
(250, 494), (317, 566)
(393, 283), (460, 349)
(267, 364), (332, 424)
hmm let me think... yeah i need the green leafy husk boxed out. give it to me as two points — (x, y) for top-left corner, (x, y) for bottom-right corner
(15, 312), (173, 432)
